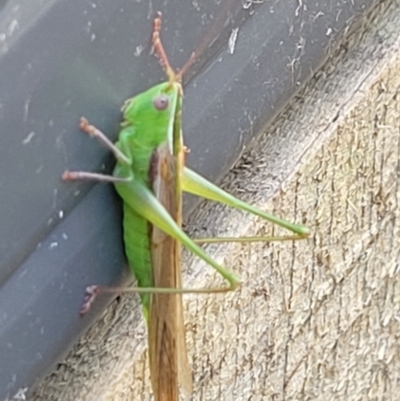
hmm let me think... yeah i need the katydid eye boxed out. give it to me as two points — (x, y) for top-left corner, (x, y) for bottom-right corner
(153, 95), (169, 110)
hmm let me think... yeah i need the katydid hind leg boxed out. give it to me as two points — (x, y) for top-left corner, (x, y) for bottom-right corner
(182, 167), (310, 239)
(79, 179), (241, 314)
(116, 179), (241, 289)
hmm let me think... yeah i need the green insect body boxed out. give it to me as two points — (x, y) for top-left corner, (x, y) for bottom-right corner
(113, 81), (181, 318)
(63, 14), (309, 401)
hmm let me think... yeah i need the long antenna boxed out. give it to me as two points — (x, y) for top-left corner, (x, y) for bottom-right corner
(179, 0), (235, 77)
(152, 0), (236, 83)
(152, 12), (176, 82)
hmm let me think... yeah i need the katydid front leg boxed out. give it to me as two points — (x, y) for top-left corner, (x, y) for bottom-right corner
(62, 118), (131, 184)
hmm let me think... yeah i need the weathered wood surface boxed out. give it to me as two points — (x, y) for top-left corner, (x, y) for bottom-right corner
(31, 1), (400, 400)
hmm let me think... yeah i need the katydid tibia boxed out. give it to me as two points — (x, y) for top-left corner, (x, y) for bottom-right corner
(63, 13), (309, 401)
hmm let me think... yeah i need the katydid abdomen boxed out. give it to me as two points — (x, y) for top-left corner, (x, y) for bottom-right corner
(120, 204), (153, 317)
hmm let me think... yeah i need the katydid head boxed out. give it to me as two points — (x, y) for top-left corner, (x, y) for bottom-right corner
(122, 81), (180, 125)
(120, 81), (181, 152)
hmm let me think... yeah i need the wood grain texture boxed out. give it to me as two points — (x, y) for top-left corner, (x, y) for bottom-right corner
(30, 1), (400, 400)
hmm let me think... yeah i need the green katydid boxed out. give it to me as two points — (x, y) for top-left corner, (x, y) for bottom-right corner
(62, 13), (309, 401)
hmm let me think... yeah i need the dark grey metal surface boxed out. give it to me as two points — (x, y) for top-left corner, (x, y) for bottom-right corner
(0, 0), (376, 399)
